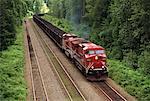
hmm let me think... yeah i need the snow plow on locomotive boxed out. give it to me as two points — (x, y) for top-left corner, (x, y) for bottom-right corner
(33, 15), (108, 81)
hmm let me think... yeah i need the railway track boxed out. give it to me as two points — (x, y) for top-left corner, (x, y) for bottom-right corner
(31, 20), (86, 101)
(30, 18), (129, 101)
(94, 81), (127, 101)
(25, 24), (49, 101)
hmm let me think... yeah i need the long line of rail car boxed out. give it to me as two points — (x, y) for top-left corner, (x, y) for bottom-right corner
(33, 15), (108, 81)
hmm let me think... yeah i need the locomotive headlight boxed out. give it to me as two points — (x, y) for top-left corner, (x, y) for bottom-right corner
(95, 56), (98, 60)
(91, 66), (94, 69)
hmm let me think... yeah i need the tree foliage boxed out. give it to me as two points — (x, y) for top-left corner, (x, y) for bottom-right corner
(0, 0), (26, 50)
(0, 27), (26, 100)
(46, 0), (150, 76)
(83, 0), (150, 73)
(0, 0), (48, 50)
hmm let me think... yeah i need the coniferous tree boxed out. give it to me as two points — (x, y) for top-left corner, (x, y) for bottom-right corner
(0, 0), (29, 51)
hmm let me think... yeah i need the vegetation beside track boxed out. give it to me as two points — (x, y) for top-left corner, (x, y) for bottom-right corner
(108, 60), (150, 101)
(42, 15), (73, 33)
(0, 26), (26, 101)
(42, 15), (150, 101)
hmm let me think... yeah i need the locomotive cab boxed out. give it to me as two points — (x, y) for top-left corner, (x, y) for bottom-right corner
(84, 49), (107, 70)
(82, 43), (108, 81)
(62, 33), (108, 81)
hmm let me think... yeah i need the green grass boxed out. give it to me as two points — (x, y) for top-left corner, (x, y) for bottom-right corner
(108, 59), (150, 101)
(0, 26), (26, 101)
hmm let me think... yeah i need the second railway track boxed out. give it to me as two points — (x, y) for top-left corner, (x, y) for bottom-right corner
(25, 23), (49, 101)
(30, 19), (86, 101)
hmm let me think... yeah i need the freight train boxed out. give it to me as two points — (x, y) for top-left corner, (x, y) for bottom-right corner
(33, 15), (108, 81)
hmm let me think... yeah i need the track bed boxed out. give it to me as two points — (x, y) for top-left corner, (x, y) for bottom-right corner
(24, 18), (136, 101)
(25, 23), (48, 101)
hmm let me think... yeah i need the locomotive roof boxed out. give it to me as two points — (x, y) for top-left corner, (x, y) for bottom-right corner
(63, 33), (77, 37)
(81, 43), (104, 50)
(69, 38), (84, 44)
(67, 36), (104, 50)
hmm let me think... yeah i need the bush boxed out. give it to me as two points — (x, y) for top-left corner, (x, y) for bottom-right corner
(123, 50), (138, 69)
(0, 26), (26, 101)
(138, 51), (150, 75)
(109, 46), (123, 60)
(108, 59), (150, 101)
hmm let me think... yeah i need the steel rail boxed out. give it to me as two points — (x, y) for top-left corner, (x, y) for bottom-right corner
(97, 82), (127, 101)
(105, 81), (127, 101)
(93, 83), (112, 101)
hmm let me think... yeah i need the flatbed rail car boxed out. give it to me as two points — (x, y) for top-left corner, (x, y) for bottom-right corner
(33, 15), (108, 81)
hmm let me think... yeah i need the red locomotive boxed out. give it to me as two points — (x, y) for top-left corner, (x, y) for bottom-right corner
(62, 34), (108, 81)
(33, 15), (108, 81)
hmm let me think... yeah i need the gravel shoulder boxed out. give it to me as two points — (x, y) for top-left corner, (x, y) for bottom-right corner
(23, 21), (33, 101)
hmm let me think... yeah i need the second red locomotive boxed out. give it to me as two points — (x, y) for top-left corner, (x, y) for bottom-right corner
(33, 15), (108, 81)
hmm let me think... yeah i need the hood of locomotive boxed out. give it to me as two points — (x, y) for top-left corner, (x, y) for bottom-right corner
(85, 54), (107, 70)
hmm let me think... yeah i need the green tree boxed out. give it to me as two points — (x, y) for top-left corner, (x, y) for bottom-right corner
(0, 0), (29, 51)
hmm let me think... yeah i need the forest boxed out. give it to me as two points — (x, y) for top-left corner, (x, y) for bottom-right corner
(44, 0), (150, 75)
(0, 0), (150, 100)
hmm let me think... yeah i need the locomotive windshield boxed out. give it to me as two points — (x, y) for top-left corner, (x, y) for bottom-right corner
(95, 50), (105, 54)
(86, 50), (105, 55)
(86, 50), (95, 55)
